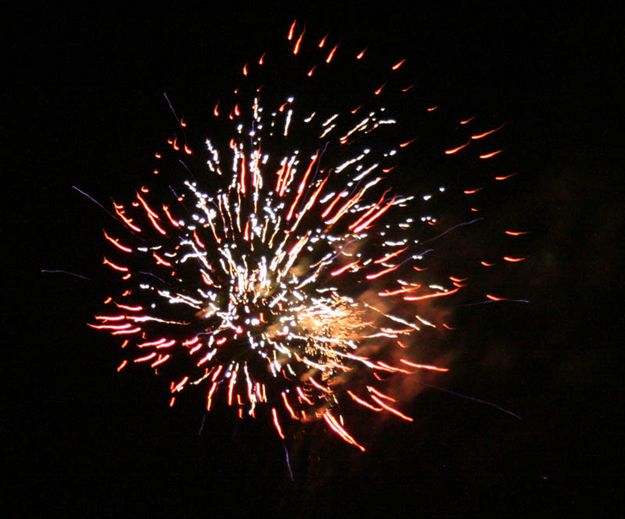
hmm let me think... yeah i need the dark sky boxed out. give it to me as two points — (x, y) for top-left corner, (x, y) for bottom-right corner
(5, 4), (623, 517)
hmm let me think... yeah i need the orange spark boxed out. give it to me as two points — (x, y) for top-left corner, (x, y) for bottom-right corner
(287, 20), (296, 40)
(347, 390), (382, 412)
(503, 256), (527, 263)
(479, 150), (503, 159)
(326, 44), (339, 63)
(495, 172), (517, 181)
(370, 395), (413, 422)
(103, 230), (132, 253)
(271, 408), (285, 439)
(324, 412), (366, 451)
(445, 141), (470, 155)
(103, 257), (129, 273)
(486, 293), (509, 301)
(392, 58), (406, 70)
(293, 30), (305, 55)
(399, 359), (448, 372)
(404, 287), (460, 302)
(471, 123), (505, 140)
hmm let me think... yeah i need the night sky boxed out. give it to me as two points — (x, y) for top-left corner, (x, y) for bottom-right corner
(5, 4), (623, 517)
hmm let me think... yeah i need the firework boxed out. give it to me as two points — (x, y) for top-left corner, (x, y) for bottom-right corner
(89, 21), (525, 451)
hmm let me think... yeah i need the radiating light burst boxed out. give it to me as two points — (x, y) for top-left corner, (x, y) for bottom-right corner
(89, 21), (526, 451)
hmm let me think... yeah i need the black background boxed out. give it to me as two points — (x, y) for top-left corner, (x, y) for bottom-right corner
(5, 3), (623, 517)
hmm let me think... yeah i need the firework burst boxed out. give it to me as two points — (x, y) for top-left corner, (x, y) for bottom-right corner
(89, 21), (525, 451)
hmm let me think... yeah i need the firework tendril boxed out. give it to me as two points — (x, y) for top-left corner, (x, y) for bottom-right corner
(89, 21), (525, 451)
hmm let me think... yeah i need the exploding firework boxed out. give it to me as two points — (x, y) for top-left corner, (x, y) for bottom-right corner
(88, 21), (526, 451)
